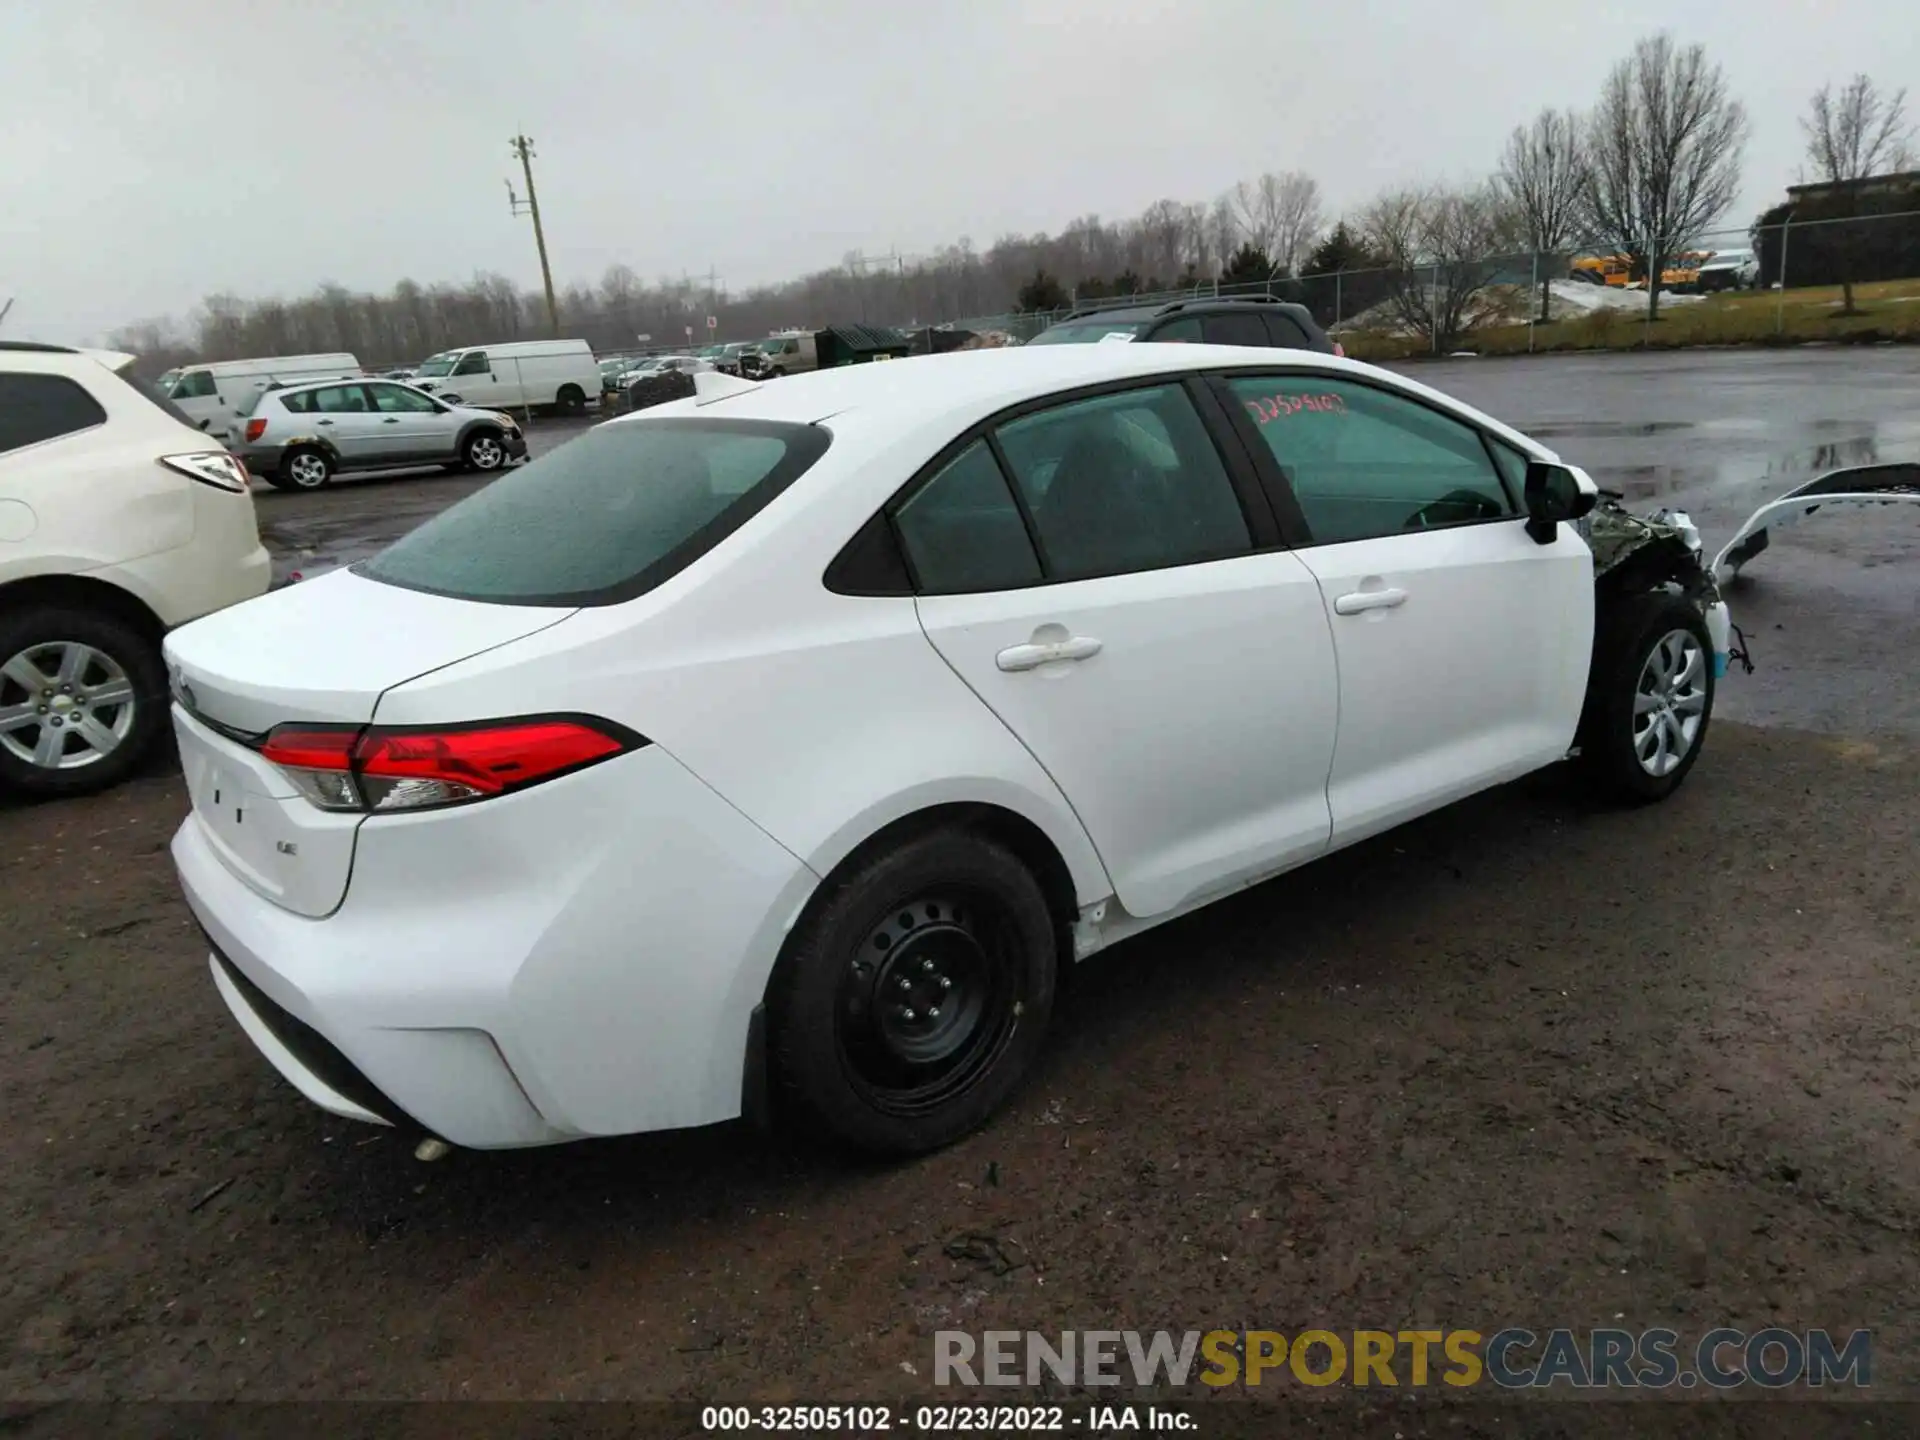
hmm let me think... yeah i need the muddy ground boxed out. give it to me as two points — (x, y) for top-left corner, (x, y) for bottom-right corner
(2, 350), (1918, 1423)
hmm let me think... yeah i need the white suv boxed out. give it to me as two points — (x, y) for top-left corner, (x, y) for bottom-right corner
(0, 343), (271, 797)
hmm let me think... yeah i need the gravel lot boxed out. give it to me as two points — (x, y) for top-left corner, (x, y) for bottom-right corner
(2, 351), (1917, 1416)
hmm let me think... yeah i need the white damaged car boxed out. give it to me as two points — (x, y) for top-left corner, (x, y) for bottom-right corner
(165, 346), (1734, 1157)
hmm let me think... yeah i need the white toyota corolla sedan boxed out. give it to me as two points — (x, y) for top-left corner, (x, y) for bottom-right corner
(166, 344), (1732, 1156)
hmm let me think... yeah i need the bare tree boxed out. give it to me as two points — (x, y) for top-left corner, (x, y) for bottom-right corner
(1498, 108), (1589, 321)
(1360, 183), (1521, 351)
(1802, 74), (1914, 313)
(1582, 33), (1749, 321)
(1271, 173), (1324, 278)
(1228, 172), (1323, 276)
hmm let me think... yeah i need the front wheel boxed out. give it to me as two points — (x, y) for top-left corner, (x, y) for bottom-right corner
(768, 828), (1058, 1154)
(463, 430), (508, 472)
(1577, 592), (1715, 803)
(0, 605), (167, 798)
(556, 384), (586, 415)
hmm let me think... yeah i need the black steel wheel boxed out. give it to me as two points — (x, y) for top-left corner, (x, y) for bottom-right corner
(769, 827), (1058, 1154)
(837, 891), (1018, 1117)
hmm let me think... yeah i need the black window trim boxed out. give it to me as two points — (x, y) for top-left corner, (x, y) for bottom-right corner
(829, 370), (1291, 599)
(1203, 366), (1525, 549)
(355, 415), (833, 608)
(0, 372), (111, 457)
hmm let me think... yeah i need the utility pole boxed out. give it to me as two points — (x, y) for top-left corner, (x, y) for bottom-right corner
(507, 134), (559, 336)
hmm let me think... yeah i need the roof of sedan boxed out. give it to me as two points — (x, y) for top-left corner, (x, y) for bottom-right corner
(629, 343), (1359, 435)
(616, 343), (1556, 468)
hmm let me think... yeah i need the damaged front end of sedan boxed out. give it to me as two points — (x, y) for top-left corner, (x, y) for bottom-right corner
(1581, 496), (1749, 679)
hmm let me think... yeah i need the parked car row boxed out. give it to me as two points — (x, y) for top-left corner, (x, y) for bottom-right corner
(158, 340), (604, 447)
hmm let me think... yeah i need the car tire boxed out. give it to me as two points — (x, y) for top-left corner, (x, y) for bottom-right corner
(0, 603), (167, 799)
(463, 430), (508, 473)
(276, 446), (332, 491)
(767, 827), (1059, 1155)
(556, 384), (586, 416)
(1576, 591), (1715, 804)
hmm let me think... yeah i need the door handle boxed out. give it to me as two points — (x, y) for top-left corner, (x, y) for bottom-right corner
(996, 635), (1102, 672)
(316, 419), (334, 426)
(382, 417), (400, 423)
(1333, 587), (1407, 615)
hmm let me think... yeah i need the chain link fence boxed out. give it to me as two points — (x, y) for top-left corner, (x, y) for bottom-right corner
(919, 210), (1920, 356)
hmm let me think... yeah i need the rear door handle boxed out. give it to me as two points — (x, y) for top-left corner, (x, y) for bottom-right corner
(1333, 587), (1408, 615)
(996, 636), (1103, 671)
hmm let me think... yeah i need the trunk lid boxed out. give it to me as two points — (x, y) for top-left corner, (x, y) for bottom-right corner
(164, 569), (574, 916)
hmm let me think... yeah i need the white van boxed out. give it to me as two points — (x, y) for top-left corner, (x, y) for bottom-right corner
(165, 354), (361, 442)
(406, 339), (599, 414)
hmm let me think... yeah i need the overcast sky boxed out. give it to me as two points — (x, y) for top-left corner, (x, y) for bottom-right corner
(3, 0), (1913, 345)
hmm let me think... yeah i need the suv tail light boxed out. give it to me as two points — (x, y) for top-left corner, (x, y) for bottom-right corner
(161, 451), (251, 493)
(244, 418), (268, 443)
(260, 716), (642, 813)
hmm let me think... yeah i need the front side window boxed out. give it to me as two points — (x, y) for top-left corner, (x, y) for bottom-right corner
(0, 373), (109, 453)
(369, 384), (439, 414)
(894, 441), (1041, 594)
(452, 352), (490, 376)
(359, 418), (829, 605)
(994, 384), (1251, 581)
(1225, 376), (1515, 544)
(171, 370), (217, 399)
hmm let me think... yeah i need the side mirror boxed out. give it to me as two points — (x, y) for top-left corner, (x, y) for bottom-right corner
(1524, 461), (1595, 544)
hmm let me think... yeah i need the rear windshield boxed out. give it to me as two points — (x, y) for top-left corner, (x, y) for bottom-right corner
(1026, 319), (1146, 345)
(357, 417), (831, 606)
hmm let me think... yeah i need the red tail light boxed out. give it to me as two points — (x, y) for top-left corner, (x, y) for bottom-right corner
(244, 418), (268, 443)
(260, 716), (641, 812)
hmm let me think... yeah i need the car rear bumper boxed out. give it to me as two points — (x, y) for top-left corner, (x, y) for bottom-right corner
(172, 742), (819, 1149)
(237, 443), (286, 475)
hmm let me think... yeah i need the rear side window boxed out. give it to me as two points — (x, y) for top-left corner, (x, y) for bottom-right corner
(894, 441), (1041, 593)
(279, 390), (314, 414)
(0, 373), (109, 454)
(1264, 313), (1313, 348)
(359, 418), (830, 605)
(1202, 312), (1268, 346)
(310, 385), (370, 413)
(994, 384), (1251, 581)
